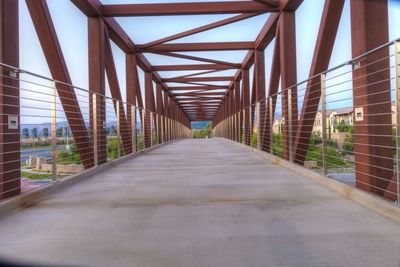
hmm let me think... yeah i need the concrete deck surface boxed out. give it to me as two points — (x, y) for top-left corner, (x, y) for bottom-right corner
(0, 139), (399, 267)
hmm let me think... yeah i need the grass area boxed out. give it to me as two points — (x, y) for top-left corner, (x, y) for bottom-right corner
(306, 146), (348, 168)
(263, 133), (349, 168)
(21, 171), (52, 180)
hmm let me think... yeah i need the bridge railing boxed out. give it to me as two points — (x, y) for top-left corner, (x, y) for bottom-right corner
(213, 39), (400, 205)
(0, 63), (192, 200)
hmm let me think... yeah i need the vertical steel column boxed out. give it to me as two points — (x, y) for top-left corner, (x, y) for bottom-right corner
(0, 0), (20, 199)
(141, 109), (145, 149)
(350, 0), (393, 199)
(395, 41), (400, 204)
(88, 17), (106, 165)
(131, 105), (136, 153)
(256, 102), (261, 150)
(161, 115), (164, 144)
(51, 82), (57, 180)
(116, 100), (121, 158)
(93, 94), (98, 166)
(288, 88), (293, 162)
(269, 97), (273, 154)
(280, 11), (298, 160)
(321, 74), (328, 175)
(150, 112), (154, 147)
(249, 105), (253, 145)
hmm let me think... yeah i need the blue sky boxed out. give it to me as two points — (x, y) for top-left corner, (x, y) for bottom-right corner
(18, 0), (400, 124)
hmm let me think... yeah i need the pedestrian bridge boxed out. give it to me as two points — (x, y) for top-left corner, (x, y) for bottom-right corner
(0, 0), (400, 266)
(0, 139), (399, 267)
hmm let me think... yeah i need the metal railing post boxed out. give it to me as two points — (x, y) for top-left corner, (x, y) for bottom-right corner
(395, 40), (400, 204)
(93, 93), (98, 166)
(141, 109), (145, 147)
(288, 88), (293, 162)
(160, 115), (164, 144)
(50, 81), (57, 180)
(256, 102), (261, 150)
(131, 105), (136, 153)
(150, 112), (154, 147)
(116, 100), (121, 158)
(269, 97), (273, 154)
(321, 74), (328, 176)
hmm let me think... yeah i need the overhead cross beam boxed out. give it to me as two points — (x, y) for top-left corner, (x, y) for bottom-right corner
(138, 42), (254, 52)
(152, 64), (239, 71)
(101, 1), (279, 17)
(169, 86), (228, 90)
(142, 13), (261, 49)
(163, 77), (233, 83)
(148, 51), (240, 68)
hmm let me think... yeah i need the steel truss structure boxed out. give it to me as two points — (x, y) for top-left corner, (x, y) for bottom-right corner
(0, 0), (398, 202)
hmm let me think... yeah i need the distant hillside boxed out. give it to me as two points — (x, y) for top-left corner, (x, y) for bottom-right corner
(191, 121), (211, 130)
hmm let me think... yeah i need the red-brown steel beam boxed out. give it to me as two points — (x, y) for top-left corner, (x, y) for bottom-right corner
(173, 69), (225, 80)
(149, 51), (240, 68)
(101, 1), (278, 17)
(350, 0), (395, 200)
(163, 77), (233, 83)
(139, 42), (254, 52)
(71, 0), (184, 113)
(280, 0), (303, 11)
(175, 92), (226, 97)
(144, 72), (155, 148)
(162, 91), (169, 141)
(252, 0), (279, 6)
(293, 0), (344, 164)
(126, 53), (143, 108)
(279, 11), (298, 160)
(0, 0), (19, 199)
(255, 13), (279, 50)
(104, 29), (132, 154)
(254, 49), (266, 148)
(177, 97), (222, 101)
(221, 13), (278, 107)
(261, 27), (281, 153)
(152, 64), (239, 71)
(242, 69), (251, 145)
(142, 13), (261, 49)
(26, 0), (93, 168)
(169, 86), (228, 90)
(88, 17), (107, 165)
(155, 83), (164, 144)
(234, 80), (241, 142)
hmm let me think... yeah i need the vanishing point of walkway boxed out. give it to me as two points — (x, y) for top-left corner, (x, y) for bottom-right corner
(0, 139), (399, 267)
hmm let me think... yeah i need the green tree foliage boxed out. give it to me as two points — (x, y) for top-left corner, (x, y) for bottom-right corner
(192, 123), (212, 139)
(107, 139), (119, 159)
(42, 127), (49, 138)
(57, 146), (81, 164)
(31, 128), (38, 138)
(335, 120), (349, 133)
(343, 126), (354, 153)
(56, 127), (63, 137)
(22, 128), (29, 139)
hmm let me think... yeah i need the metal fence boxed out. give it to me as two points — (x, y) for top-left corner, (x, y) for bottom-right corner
(0, 63), (191, 198)
(213, 39), (400, 205)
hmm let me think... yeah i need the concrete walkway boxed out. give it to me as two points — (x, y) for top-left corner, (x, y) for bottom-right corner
(0, 139), (399, 267)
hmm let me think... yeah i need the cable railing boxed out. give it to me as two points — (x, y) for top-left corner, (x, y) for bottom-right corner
(213, 39), (400, 205)
(0, 63), (192, 199)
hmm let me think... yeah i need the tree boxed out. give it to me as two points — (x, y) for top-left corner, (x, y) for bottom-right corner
(336, 120), (349, 133)
(192, 123), (212, 139)
(42, 127), (49, 138)
(31, 128), (38, 139)
(56, 127), (63, 137)
(110, 125), (116, 135)
(343, 126), (354, 153)
(22, 128), (29, 139)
